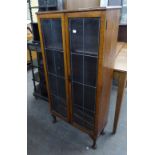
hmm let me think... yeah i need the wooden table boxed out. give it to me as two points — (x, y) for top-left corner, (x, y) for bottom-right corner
(113, 42), (127, 134)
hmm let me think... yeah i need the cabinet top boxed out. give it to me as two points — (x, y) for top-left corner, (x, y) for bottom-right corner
(36, 6), (121, 15)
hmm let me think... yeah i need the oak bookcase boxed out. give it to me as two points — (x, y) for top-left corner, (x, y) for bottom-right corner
(37, 7), (120, 149)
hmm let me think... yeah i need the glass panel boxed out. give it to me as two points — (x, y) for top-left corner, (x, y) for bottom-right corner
(41, 18), (67, 117)
(72, 82), (85, 127)
(41, 19), (63, 50)
(84, 86), (96, 114)
(71, 54), (83, 83)
(45, 50), (56, 74)
(48, 75), (66, 99)
(55, 51), (65, 77)
(48, 74), (58, 96)
(73, 107), (85, 127)
(72, 82), (83, 107)
(52, 95), (67, 117)
(84, 56), (98, 86)
(73, 106), (94, 130)
(50, 75), (66, 117)
(69, 19), (83, 53)
(69, 17), (100, 130)
(46, 50), (64, 76)
(38, 0), (46, 7)
(84, 86), (96, 129)
(72, 85), (95, 130)
(47, 0), (57, 6)
(57, 77), (66, 99)
(84, 18), (100, 55)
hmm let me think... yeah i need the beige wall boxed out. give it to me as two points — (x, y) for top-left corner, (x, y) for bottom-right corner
(64, 0), (100, 10)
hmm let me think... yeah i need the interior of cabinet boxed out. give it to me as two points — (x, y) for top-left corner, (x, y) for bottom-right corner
(69, 17), (100, 130)
(41, 19), (63, 50)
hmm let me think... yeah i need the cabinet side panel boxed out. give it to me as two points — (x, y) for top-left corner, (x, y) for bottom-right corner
(97, 9), (120, 135)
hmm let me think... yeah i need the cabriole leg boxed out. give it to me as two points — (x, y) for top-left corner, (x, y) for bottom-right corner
(91, 139), (97, 149)
(52, 114), (57, 123)
(100, 128), (105, 135)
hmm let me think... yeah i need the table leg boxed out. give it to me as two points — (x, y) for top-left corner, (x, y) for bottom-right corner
(113, 71), (127, 134)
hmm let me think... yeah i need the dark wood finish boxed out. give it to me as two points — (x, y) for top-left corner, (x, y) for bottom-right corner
(37, 8), (121, 149)
(64, 14), (72, 123)
(96, 9), (120, 136)
(92, 139), (97, 149)
(72, 122), (94, 136)
(94, 11), (106, 137)
(61, 13), (71, 122)
(100, 128), (105, 135)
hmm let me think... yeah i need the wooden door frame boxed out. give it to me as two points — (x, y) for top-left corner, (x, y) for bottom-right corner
(65, 11), (106, 137)
(37, 13), (69, 122)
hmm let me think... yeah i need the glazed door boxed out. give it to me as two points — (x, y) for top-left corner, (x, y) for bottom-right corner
(66, 13), (101, 131)
(38, 15), (68, 119)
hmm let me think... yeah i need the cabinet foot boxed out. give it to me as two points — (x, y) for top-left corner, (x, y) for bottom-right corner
(100, 129), (105, 135)
(52, 115), (57, 123)
(91, 139), (97, 149)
